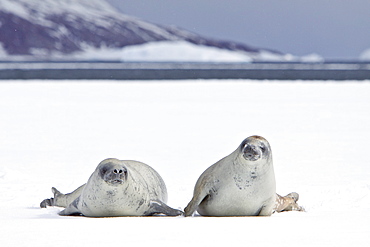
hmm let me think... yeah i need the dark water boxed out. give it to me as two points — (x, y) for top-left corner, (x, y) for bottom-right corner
(0, 61), (369, 80)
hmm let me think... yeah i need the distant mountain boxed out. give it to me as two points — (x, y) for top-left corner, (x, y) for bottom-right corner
(0, 0), (310, 61)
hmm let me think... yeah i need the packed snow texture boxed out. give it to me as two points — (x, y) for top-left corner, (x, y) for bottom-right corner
(0, 80), (370, 246)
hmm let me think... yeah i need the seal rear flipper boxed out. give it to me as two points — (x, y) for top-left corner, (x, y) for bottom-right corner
(274, 193), (305, 213)
(58, 197), (82, 216)
(40, 187), (61, 208)
(40, 198), (54, 208)
(145, 200), (183, 216)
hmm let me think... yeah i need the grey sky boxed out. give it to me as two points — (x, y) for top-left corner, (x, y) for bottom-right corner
(106, 0), (370, 60)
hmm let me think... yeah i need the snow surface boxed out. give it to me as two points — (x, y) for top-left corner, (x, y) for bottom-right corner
(1, 79), (370, 246)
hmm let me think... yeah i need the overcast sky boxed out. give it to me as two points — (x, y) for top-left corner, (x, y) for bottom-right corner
(106, 0), (370, 60)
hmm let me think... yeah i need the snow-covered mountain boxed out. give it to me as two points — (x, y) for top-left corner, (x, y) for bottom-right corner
(0, 0), (315, 61)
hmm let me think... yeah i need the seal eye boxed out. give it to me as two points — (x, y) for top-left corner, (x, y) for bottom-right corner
(259, 145), (266, 153)
(99, 166), (109, 178)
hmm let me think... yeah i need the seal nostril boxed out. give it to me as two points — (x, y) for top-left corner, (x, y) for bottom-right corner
(113, 169), (122, 174)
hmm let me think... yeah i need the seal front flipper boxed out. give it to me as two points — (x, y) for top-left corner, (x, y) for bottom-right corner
(257, 197), (275, 216)
(145, 200), (183, 216)
(184, 189), (210, 217)
(58, 197), (82, 216)
(184, 173), (215, 216)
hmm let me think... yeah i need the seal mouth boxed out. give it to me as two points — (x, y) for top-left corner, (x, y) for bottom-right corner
(243, 153), (261, 161)
(106, 179), (124, 185)
(242, 144), (261, 161)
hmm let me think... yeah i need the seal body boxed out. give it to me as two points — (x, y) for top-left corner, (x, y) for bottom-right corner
(41, 158), (182, 217)
(184, 136), (276, 216)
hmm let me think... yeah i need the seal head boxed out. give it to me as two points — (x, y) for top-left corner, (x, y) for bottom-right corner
(241, 135), (270, 162)
(99, 162), (128, 186)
